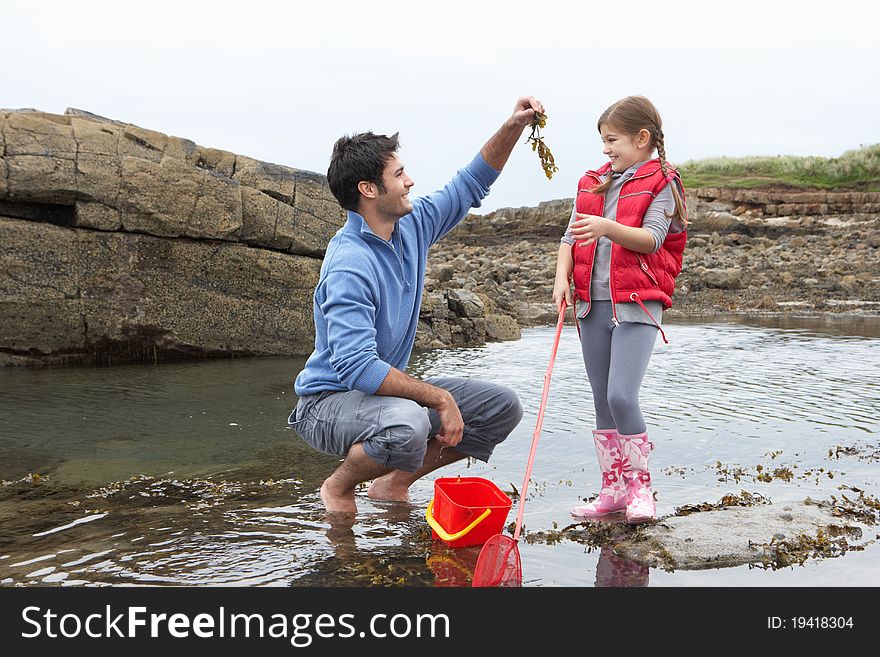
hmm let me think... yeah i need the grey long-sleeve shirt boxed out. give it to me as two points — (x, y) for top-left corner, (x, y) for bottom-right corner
(561, 160), (685, 325)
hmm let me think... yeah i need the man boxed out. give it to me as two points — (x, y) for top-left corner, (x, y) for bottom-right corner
(290, 96), (543, 514)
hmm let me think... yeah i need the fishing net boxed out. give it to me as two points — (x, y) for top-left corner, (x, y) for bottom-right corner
(471, 534), (522, 587)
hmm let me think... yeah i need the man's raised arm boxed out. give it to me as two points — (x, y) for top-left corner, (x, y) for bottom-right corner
(480, 96), (544, 171)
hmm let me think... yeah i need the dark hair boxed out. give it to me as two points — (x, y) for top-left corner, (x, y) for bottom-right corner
(326, 132), (400, 212)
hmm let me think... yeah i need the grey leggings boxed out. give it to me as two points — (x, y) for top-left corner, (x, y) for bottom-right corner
(579, 300), (658, 435)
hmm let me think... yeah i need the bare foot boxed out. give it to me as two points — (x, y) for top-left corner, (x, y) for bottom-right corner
(320, 480), (357, 515)
(367, 473), (410, 503)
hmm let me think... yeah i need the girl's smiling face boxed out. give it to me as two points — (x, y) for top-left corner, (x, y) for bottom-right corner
(600, 123), (654, 172)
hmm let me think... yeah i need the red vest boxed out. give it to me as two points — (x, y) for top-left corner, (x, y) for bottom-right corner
(572, 159), (687, 310)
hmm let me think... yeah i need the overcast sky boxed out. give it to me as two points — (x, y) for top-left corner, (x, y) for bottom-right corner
(4, 0), (878, 213)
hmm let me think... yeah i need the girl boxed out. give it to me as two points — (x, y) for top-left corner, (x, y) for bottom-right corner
(553, 96), (687, 524)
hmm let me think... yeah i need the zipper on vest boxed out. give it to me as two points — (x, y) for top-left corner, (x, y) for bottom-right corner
(637, 254), (659, 286)
(606, 170), (619, 327)
(574, 171), (604, 317)
(609, 246), (620, 326)
(582, 240), (598, 320)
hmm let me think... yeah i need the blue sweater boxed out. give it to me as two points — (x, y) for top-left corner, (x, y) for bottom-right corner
(294, 153), (500, 396)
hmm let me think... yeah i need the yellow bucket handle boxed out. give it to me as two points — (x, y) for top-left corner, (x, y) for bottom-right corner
(425, 498), (492, 542)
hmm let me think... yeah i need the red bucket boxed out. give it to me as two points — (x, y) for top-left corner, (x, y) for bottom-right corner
(425, 477), (512, 548)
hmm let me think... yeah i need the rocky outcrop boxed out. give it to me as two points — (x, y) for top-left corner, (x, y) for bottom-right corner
(612, 500), (868, 570)
(0, 218), (322, 366)
(420, 189), (880, 341)
(0, 109), (345, 365)
(525, 496), (874, 571)
(415, 288), (520, 350)
(4, 108), (878, 364)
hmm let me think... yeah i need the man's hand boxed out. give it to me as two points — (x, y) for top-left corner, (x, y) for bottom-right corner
(509, 96), (545, 130)
(376, 368), (464, 446)
(570, 213), (609, 245)
(480, 95), (545, 171)
(434, 391), (464, 447)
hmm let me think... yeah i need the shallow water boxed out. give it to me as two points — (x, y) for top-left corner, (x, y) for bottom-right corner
(1, 315), (878, 587)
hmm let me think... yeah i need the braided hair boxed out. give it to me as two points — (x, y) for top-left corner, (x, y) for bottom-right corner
(652, 127), (687, 224)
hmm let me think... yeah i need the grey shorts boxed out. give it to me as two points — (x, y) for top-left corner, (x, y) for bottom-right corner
(288, 377), (523, 473)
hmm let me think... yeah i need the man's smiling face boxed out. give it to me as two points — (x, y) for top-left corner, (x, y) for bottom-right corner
(375, 155), (415, 220)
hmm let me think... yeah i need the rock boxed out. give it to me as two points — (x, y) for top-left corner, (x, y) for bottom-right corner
(701, 267), (743, 289)
(611, 501), (868, 571)
(839, 275), (859, 292)
(0, 218), (321, 364)
(413, 320), (448, 350)
(0, 108), (344, 365)
(485, 313), (521, 342)
(6, 154), (77, 204)
(240, 187), (279, 246)
(434, 263), (455, 283)
(699, 212), (740, 233)
(414, 292), (453, 350)
(515, 301), (560, 326)
(493, 263), (520, 283)
(448, 317), (487, 348)
(120, 156), (242, 239)
(0, 108), (344, 251)
(75, 202), (122, 231)
(757, 295), (777, 310)
(446, 288), (485, 318)
(450, 255), (469, 272)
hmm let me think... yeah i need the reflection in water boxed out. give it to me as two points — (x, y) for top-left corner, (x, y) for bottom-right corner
(1, 318), (879, 586)
(424, 539), (650, 588)
(594, 547), (649, 588)
(324, 514), (358, 569)
(427, 544), (482, 587)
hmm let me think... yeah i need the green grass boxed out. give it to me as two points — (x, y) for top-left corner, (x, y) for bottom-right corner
(677, 144), (880, 190)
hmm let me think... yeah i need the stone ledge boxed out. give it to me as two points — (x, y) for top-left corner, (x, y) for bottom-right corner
(0, 108), (344, 257)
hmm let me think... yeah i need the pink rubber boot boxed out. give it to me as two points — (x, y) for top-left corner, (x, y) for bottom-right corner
(619, 432), (656, 524)
(571, 429), (629, 518)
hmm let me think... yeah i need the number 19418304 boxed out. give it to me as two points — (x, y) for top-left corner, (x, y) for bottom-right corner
(768, 617), (854, 629)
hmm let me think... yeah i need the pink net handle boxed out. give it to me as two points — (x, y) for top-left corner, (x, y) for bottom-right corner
(513, 300), (568, 541)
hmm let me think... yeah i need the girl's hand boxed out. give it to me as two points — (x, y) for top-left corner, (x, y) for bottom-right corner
(570, 213), (609, 245)
(552, 277), (572, 311)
